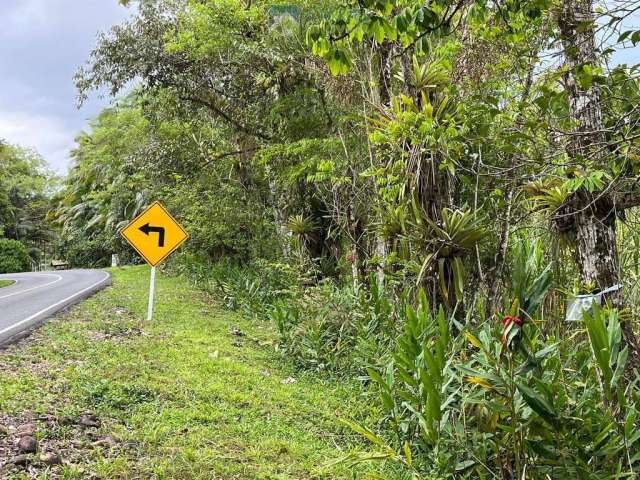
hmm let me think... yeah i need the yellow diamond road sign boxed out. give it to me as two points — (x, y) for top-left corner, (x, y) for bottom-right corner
(121, 201), (188, 267)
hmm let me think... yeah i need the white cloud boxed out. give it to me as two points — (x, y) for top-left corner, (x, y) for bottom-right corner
(0, 110), (75, 173)
(0, 0), (131, 174)
(3, 0), (131, 39)
(3, 0), (54, 37)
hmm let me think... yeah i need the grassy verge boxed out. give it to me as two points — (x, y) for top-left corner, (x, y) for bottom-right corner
(0, 280), (15, 288)
(0, 266), (373, 479)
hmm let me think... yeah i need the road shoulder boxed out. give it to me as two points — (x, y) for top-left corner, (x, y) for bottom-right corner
(0, 266), (371, 479)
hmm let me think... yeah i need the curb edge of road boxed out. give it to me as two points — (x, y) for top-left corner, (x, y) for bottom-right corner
(0, 270), (113, 348)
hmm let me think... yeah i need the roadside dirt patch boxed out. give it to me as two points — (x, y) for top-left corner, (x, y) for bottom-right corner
(86, 326), (143, 342)
(0, 411), (126, 478)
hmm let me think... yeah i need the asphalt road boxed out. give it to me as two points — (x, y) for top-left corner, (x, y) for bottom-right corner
(0, 269), (111, 346)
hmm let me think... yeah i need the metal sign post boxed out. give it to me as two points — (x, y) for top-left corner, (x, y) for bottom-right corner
(147, 266), (156, 322)
(121, 201), (188, 322)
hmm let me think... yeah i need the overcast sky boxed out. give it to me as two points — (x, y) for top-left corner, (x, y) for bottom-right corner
(0, 0), (131, 174)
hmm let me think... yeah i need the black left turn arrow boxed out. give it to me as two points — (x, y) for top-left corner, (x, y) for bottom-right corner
(139, 223), (166, 247)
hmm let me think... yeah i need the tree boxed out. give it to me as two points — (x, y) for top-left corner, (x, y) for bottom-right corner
(554, 0), (640, 365)
(0, 140), (55, 262)
(68, 0), (640, 320)
(0, 238), (32, 273)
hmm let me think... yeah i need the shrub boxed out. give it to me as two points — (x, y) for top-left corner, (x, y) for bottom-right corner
(340, 297), (640, 479)
(58, 238), (110, 267)
(270, 281), (362, 372)
(55, 231), (135, 268)
(173, 256), (301, 318)
(0, 238), (32, 273)
(270, 276), (398, 373)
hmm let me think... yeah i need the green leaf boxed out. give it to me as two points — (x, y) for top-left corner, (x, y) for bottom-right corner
(370, 19), (386, 44)
(402, 441), (412, 466)
(327, 57), (341, 76)
(452, 256), (465, 302)
(367, 368), (390, 391)
(464, 331), (483, 349)
(517, 383), (559, 429)
(438, 258), (448, 303)
(625, 409), (637, 438)
(455, 459), (476, 471)
(340, 419), (389, 448)
(522, 264), (552, 316)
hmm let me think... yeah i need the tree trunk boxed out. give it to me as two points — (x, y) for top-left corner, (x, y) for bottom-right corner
(557, 0), (618, 293)
(488, 186), (514, 313)
(487, 63), (535, 314)
(267, 176), (291, 260)
(373, 41), (394, 285)
(346, 200), (364, 290)
(573, 193), (619, 292)
(558, 0), (640, 368)
(375, 236), (388, 285)
(351, 243), (361, 291)
(377, 41), (393, 107)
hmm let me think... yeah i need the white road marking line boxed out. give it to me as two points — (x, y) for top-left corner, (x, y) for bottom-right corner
(0, 274), (62, 300)
(0, 271), (111, 337)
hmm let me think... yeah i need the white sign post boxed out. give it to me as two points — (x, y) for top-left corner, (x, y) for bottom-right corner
(147, 266), (156, 322)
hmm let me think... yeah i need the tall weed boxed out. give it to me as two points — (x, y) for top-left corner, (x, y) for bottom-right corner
(340, 300), (640, 478)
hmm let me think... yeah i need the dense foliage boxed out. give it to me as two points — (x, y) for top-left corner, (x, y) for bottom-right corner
(0, 140), (55, 269)
(0, 238), (32, 274)
(50, 0), (640, 477)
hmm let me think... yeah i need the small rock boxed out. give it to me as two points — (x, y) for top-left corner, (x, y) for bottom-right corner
(232, 340), (243, 348)
(40, 451), (62, 465)
(17, 435), (37, 453)
(58, 416), (75, 426)
(7, 454), (30, 467)
(79, 413), (100, 428)
(229, 326), (245, 337)
(15, 423), (36, 436)
(281, 377), (297, 385)
(93, 435), (117, 448)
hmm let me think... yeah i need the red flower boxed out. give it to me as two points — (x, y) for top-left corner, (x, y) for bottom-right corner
(346, 254), (355, 264)
(501, 315), (524, 347)
(502, 315), (523, 328)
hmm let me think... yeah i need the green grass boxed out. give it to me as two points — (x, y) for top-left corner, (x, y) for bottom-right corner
(0, 266), (374, 479)
(0, 280), (15, 288)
